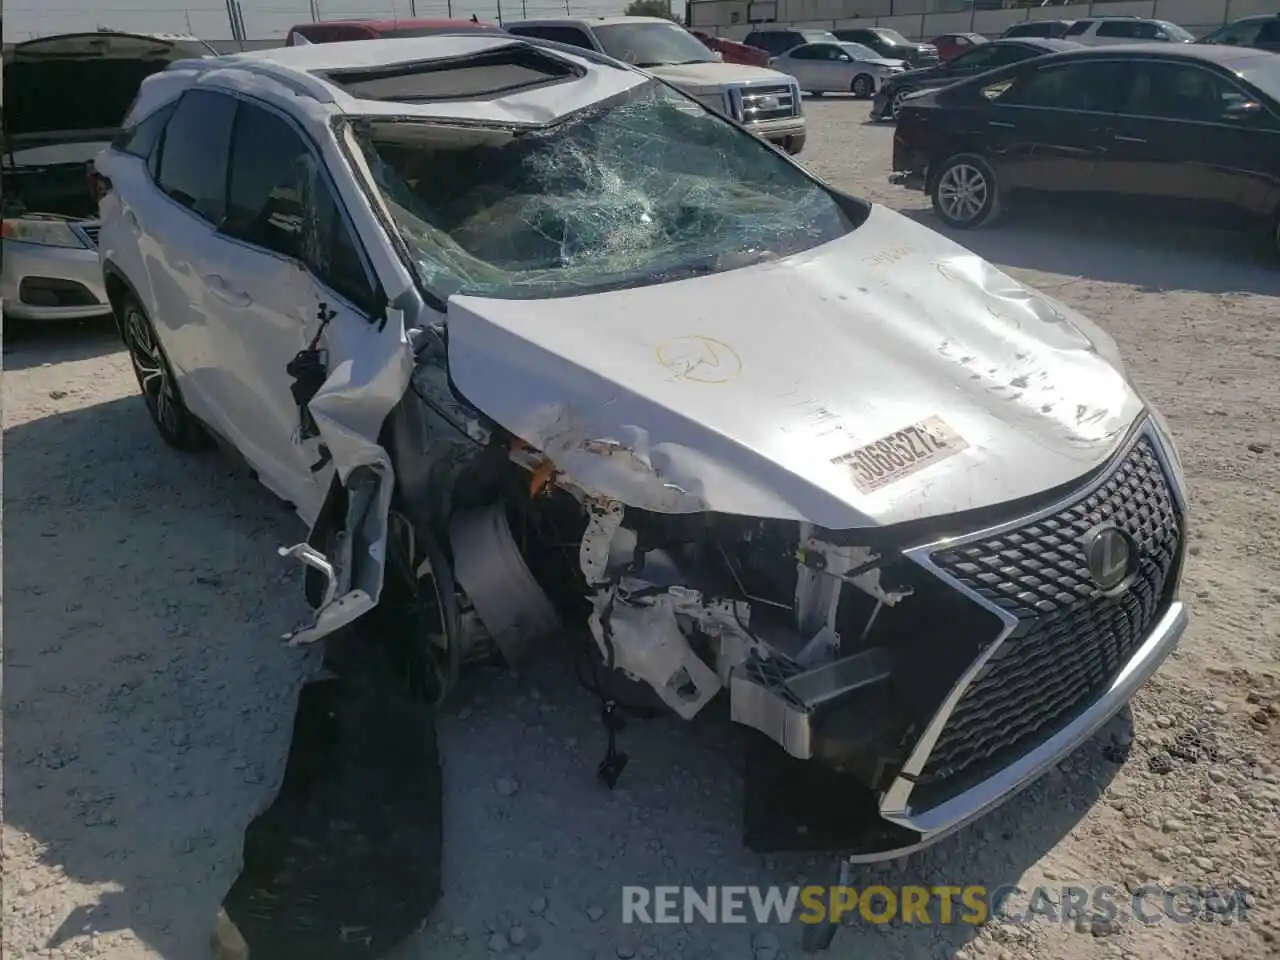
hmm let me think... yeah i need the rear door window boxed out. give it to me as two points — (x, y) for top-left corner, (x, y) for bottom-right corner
(223, 101), (374, 310)
(1096, 21), (1140, 38)
(998, 60), (1122, 111)
(1118, 61), (1245, 122)
(154, 89), (237, 223)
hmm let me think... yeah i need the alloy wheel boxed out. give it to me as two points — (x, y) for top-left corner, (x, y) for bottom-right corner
(124, 305), (181, 437)
(852, 74), (872, 98)
(890, 89), (911, 118)
(936, 162), (989, 225)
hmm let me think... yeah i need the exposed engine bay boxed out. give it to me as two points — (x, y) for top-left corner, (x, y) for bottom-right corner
(358, 319), (1006, 843)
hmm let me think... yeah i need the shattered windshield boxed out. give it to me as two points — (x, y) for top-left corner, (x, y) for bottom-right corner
(592, 22), (716, 66)
(354, 80), (858, 301)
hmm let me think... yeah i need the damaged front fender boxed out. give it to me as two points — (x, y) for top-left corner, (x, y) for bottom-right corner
(280, 305), (417, 645)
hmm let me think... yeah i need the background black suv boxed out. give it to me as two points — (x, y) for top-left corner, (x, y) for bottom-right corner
(834, 27), (939, 65)
(742, 27), (839, 56)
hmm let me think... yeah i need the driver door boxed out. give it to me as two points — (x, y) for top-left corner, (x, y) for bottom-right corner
(205, 98), (381, 523)
(783, 45), (834, 91)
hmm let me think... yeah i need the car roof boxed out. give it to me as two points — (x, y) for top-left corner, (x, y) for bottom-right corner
(300, 17), (498, 29)
(505, 15), (672, 28)
(1040, 41), (1276, 66)
(993, 37), (1081, 51)
(138, 34), (646, 129)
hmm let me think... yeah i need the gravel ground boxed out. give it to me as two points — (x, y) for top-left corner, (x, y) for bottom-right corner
(4, 98), (1280, 960)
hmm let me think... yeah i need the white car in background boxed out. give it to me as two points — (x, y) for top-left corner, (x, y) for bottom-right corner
(769, 40), (908, 98)
(1, 30), (213, 321)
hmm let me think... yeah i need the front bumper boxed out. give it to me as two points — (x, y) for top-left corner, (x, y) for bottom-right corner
(870, 88), (894, 120)
(1, 235), (110, 321)
(746, 115), (807, 144)
(732, 416), (1188, 860)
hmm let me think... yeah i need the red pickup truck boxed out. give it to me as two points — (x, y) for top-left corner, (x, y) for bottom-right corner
(286, 17), (504, 45)
(689, 30), (771, 67)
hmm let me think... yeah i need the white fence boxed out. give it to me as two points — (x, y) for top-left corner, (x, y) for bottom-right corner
(690, 0), (1280, 40)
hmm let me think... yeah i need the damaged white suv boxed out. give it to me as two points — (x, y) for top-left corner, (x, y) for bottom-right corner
(97, 34), (1188, 861)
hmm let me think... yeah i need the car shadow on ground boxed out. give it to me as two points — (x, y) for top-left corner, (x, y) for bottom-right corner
(403, 661), (1126, 959)
(7, 395), (1126, 960)
(900, 207), (1280, 298)
(3, 313), (123, 372)
(5, 396), (316, 959)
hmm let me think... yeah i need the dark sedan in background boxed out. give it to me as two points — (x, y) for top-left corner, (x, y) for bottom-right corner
(888, 45), (1280, 254)
(871, 37), (1080, 120)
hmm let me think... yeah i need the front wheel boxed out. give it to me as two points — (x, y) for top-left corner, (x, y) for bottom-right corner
(851, 74), (874, 99)
(889, 87), (913, 119)
(120, 295), (210, 451)
(930, 153), (1002, 230)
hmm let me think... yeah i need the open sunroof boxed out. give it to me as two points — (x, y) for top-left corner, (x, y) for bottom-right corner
(314, 44), (583, 104)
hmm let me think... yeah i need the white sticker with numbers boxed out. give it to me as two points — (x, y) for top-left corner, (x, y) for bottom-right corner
(832, 416), (969, 495)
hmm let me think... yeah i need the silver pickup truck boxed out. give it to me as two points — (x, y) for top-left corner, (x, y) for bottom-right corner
(504, 16), (808, 154)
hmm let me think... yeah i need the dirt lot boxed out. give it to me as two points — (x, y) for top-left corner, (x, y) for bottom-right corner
(5, 99), (1280, 960)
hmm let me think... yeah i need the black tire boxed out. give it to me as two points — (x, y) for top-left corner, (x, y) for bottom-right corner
(889, 87), (914, 119)
(784, 133), (807, 156)
(930, 152), (1002, 230)
(119, 295), (210, 451)
(851, 74), (874, 99)
(1271, 210), (1280, 260)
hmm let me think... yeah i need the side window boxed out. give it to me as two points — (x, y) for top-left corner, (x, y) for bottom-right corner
(224, 103), (374, 310)
(1096, 21), (1137, 38)
(154, 89), (237, 223)
(989, 44), (1036, 66)
(997, 61), (1120, 111)
(1064, 21), (1090, 36)
(951, 44), (1003, 71)
(1132, 22), (1162, 40)
(1256, 22), (1280, 46)
(543, 26), (595, 49)
(790, 45), (823, 59)
(1119, 62), (1243, 123)
(113, 101), (176, 160)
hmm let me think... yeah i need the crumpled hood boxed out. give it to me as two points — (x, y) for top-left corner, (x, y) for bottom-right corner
(445, 204), (1142, 529)
(647, 60), (794, 89)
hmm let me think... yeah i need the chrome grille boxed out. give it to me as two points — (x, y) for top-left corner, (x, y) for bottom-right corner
(738, 84), (798, 121)
(77, 223), (102, 248)
(694, 91), (731, 116)
(917, 437), (1182, 793)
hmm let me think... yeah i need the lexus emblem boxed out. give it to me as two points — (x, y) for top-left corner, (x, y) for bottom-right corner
(1083, 525), (1134, 590)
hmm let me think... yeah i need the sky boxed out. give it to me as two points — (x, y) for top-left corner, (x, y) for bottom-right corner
(6, 0), (686, 42)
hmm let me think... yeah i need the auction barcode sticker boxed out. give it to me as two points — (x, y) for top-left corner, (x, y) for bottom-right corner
(832, 416), (969, 495)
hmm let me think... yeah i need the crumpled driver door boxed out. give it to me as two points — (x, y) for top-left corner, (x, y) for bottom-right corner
(277, 286), (416, 647)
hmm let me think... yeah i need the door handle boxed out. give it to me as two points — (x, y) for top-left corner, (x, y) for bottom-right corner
(988, 120), (1016, 129)
(202, 273), (251, 307)
(1113, 135), (1147, 143)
